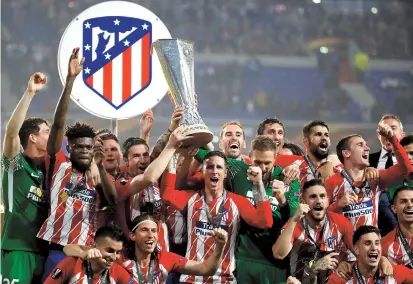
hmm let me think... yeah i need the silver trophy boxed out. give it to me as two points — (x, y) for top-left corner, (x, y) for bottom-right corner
(152, 39), (213, 148)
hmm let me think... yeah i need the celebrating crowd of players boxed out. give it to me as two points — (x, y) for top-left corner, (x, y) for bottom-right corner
(2, 48), (413, 284)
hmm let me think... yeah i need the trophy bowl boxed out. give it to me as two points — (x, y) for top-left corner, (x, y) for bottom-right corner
(152, 39), (213, 148)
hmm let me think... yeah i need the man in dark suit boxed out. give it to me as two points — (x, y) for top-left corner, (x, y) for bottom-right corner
(369, 114), (405, 236)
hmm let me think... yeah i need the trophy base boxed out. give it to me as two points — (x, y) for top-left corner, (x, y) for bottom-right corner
(181, 124), (214, 148)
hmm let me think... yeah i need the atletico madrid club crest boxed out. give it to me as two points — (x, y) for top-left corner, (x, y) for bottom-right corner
(57, 1), (172, 119)
(82, 16), (152, 109)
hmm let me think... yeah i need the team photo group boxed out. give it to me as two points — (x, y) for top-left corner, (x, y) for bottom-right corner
(2, 1), (413, 284)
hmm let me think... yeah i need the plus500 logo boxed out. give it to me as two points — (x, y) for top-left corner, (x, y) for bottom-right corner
(0, 275), (19, 284)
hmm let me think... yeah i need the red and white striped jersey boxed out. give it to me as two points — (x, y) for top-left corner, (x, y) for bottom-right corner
(44, 256), (133, 284)
(287, 211), (354, 280)
(37, 151), (100, 246)
(119, 251), (188, 284)
(326, 173), (381, 230)
(161, 173), (273, 284)
(115, 178), (169, 251)
(325, 136), (412, 230)
(382, 228), (413, 268)
(326, 264), (413, 284)
(97, 170), (130, 229)
(165, 206), (187, 246)
(276, 155), (343, 186)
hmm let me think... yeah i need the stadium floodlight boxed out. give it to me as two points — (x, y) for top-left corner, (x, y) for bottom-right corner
(320, 46), (329, 54)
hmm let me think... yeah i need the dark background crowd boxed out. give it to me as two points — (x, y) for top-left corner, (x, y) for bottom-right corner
(1, 0), (413, 147)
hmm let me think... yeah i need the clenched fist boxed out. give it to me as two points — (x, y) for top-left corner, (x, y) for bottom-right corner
(377, 123), (394, 140)
(247, 166), (263, 184)
(27, 72), (47, 94)
(81, 248), (103, 261)
(292, 203), (310, 222)
(272, 180), (286, 205)
(212, 228), (228, 248)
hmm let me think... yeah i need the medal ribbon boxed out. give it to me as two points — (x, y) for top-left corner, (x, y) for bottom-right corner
(304, 155), (318, 178)
(85, 260), (108, 284)
(396, 228), (413, 269)
(302, 213), (329, 262)
(135, 258), (154, 284)
(354, 263), (380, 284)
(202, 190), (227, 229)
(341, 169), (366, 195)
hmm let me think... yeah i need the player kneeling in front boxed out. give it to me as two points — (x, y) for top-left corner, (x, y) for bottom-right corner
(327, 225), (413, 283)
(63, 214), (228, 283)
(44, 225), (133, 283)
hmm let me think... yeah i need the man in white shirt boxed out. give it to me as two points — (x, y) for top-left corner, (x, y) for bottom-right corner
(369, 114), (405, 236)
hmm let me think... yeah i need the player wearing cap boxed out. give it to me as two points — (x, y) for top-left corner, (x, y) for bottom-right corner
(44, 225), (133, 283)
(326, 225), (413, 283)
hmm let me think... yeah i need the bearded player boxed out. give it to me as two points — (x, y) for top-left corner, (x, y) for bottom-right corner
(273, 180), (354, 283)
(275, 120), (342, 185)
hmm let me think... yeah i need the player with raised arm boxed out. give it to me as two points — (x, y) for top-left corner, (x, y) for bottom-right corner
(38, 48), (118, 280)
(326, 226), (413, 283)
(273, 179), (354, 284)
(192, 136), (300, 283)
(114, 126), (191, 251)
(63, 214), (228, 283)
(161, 150), (273, 283)
(44, 225), (133, 283)
(1, 72), (49, 283)
(325, 123), (413, 232)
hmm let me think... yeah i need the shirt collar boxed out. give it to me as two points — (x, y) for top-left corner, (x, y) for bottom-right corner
(380, 148), (393, 159)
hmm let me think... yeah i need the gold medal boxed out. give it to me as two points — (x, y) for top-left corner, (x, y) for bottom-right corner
(61, 192), (69, 202)
(36, 187), (43, 197)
